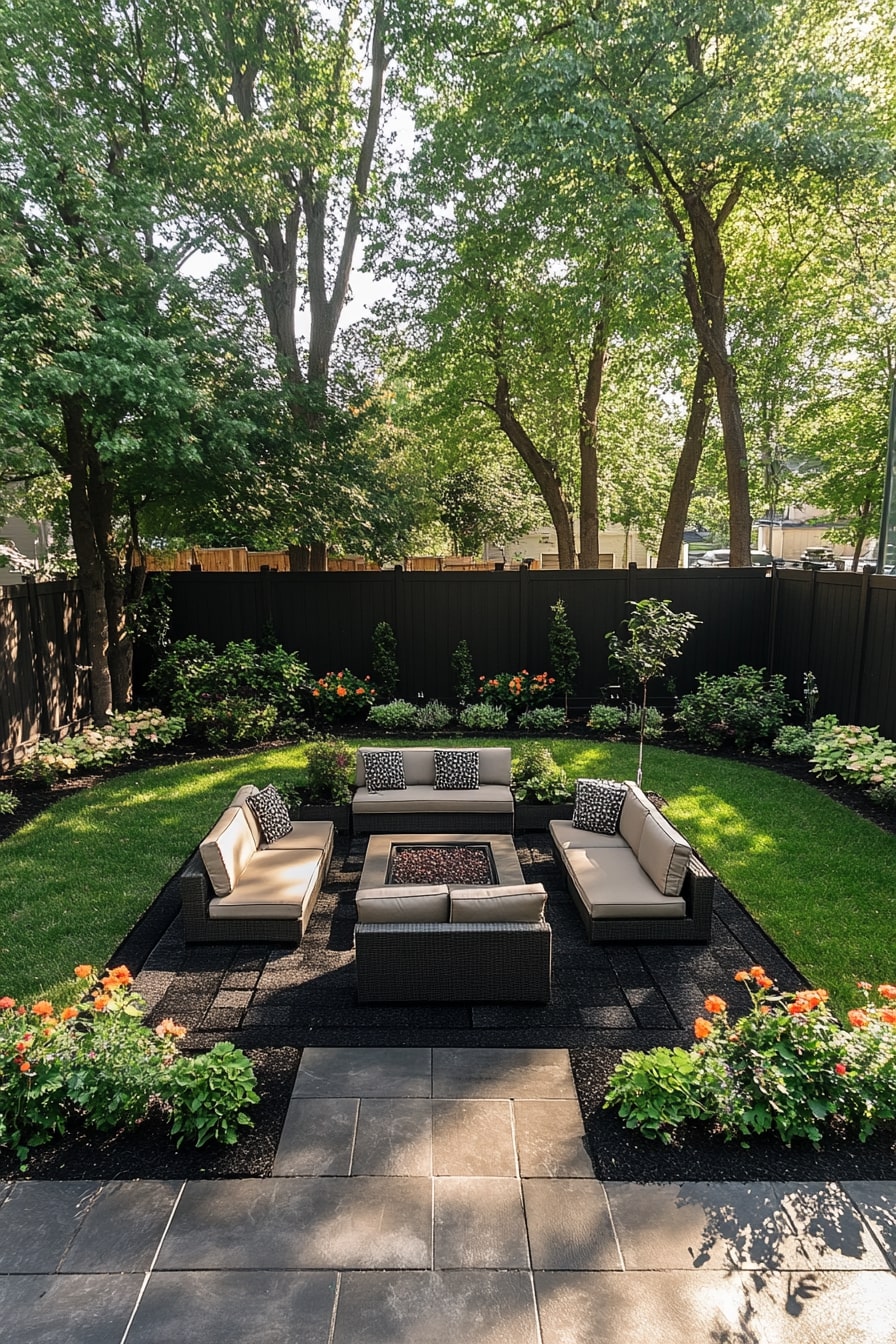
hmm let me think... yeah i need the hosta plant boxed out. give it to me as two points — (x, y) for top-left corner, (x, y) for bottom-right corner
(587, 704), (625, 735)
(510, 743), (573, 803)
(810, 721), (896, 790)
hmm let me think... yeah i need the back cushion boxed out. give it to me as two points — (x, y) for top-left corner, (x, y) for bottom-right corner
(449, 883), (547, 923)
(200, 807), (258, 896)
(637, 812), (692, 897)
(355, 885), (449, 923)
(476, 747), (512, 785)
(619, 783), (652, 852)
(230, 784), (262, 847)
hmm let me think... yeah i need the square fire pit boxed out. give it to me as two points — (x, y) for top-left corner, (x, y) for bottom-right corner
(358, 833), (525, 892)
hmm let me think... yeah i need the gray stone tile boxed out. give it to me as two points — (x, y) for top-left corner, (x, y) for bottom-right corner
(59, 1180), (182, 1273)
(434, 1176), (529, 1269)
(0, 1181), (101, 1272)
(293, 1046), (432, 1097)
(211, 989), (252, 1009)
(157, 1176), (432, 1270)
(351, 1098), (432, 1176)
(432, 1048), (577, 1099)
(334, 1270), (540, 1343)
(776, 1181), (890, 1269)
(514, 1100), (593, 1178)
(273, 1097), (359, 1176)
(523, 1178), (621, 1271)
(0, 1272), (141, 1344)
(432, 1099), (517, 1176)
(128, 1270), (337, 1343)
(842, 1181), (896, 1269)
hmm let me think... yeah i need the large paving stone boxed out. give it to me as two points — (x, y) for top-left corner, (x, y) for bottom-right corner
(292, 1047), (432, 1097)
(842, 1181), (896, 1269)
(351, 1099), (432, 1176)
(431, 1099), (517, 1176)
(333, 1270), (540, 1343)
(273, 1097), (359, 1176)
(0, 1272), (141, 1344)
(513, 1099), (593, 1178)
(0, 1181), (101, 1272)
(156, 1176), (432, 1270)
(432, 1048), (577, 1099)
(434, 1177), (529, 1269)
(523, 1178), (622, 1271)
(128, 1270), (337, 1343)
(59, 1180), (182, 1273)
(775, 1182), (890, 1270)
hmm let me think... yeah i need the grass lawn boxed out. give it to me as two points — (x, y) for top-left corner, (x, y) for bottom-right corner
(1, 737), (894, 1015)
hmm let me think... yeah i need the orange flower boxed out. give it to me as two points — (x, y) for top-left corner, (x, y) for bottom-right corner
(756, 976), (773, 990)
(312, 688), (320, 697)
(92, 994), (111, 1011)
(694, 1017), (713, 1039)
(759, 1005), (771, 1015)
(31, 1000), (54, 1017)
(356, 687), (365, 695)
(848, 1008), (870, 1029)
(74, 964), (94, 979)
(878, 985), (896, 1000)
(704, 995), (726, 1014)
(336, 685), (347, 697)
(0, 996), (15, 1009)
(60, 1006), (79, 1021)
(835, 1062), (847, 1075)
(749, 966), (766, 980)
(154, 1017), (188, 1039)
(788, 1001), (807, 1015)
(734, 970), (750, 982)
(879, 1008), (896, 1025)
(100, 966), (132, 988)
(19, 1060), (31, 1073)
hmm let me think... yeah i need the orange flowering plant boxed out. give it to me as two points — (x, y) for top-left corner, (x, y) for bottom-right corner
(1, 964), (257, 1169)
(605, 969), (896, 1146)
(478, 670), (555, 714)
(311, 669), (375, 720)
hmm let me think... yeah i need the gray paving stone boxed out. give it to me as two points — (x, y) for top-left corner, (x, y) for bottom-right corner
(432, 1099), (517, 1176)
(59, 1179), (182, 1273)
(128, 1270), (337, 1343)
(0, 1272), (141, 1344)
(157, 1176), (432, 1270)
(842, 1181), (896, 1269)
(434, 1176), (529, 1269)
(333, 1270), (540, 1343)
(211, 989), (252, 1009)
(523, 1178), (622, 1271)
(351, 1098), (432, 1176)
(513, 1100), (593, 1178)
(537, 1267), (896, 1344)
(273, 1097), (359, 1176)
(292, 1046), (432, 1097)
(432, 1048), (577, 1099)
(776, 1181), (890, 1269)
(0, 1181), (101, 1272)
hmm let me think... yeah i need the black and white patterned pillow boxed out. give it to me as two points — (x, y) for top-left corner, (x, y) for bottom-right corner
(433, 748), (480, 790)
(248, 783), (292, 843)
(572, 778), (627, 834)
(362, 749), (406, 792)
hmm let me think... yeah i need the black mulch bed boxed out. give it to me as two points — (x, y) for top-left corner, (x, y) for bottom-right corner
(5, 819), (896, 1183)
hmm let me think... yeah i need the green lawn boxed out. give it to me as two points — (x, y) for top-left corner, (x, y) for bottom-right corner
(1, 738), (894, 1015)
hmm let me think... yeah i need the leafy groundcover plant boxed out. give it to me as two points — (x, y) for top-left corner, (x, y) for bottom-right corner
(0, 965), (258, 1169)
(605, 969), (896, 1145)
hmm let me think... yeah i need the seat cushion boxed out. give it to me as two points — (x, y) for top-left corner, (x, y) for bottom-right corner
(618, 782), (653, 852)
(355, 885), (450, 923)
(572, 778), (627, 834)
(200, 806), (258, 896)
(263, 820), (334, 852)
(208, 849), (322, 919)
(449, 883), (547, 923)
(562, 846), (686, 921)
(550, 818), (628, 850)
(637, 812), (692, 897)
(361, 749), (406, 792)
(353, 784), (514, 814)
(433, 748), (479, 790)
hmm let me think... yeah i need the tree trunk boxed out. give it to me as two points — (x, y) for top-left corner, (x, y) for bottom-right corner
(578, 327), (607, 569)
(492, 374), (578, 569)
(62, 401), (113, 724)
(86, 460), (131, 710)
(288, 544), (311, 572)
(657, 352), (713, 567)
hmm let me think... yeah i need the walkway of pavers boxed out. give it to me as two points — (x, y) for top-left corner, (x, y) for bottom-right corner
(1, 1047), (896, 1343)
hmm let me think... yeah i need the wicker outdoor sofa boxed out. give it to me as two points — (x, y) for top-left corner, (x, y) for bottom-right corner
(351, 745), (515, 834)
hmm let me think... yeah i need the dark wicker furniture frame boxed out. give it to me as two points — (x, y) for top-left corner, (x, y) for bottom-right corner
(354, 921), (552, 1002)
(179, 849), (329, 945)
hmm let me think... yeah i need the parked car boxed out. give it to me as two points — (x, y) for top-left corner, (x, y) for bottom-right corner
(799, 546), (838, 571)
(691, 550), (776, 569)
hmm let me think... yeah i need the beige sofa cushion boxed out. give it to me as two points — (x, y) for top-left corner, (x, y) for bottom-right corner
(619, 782), (653, 852)
(208, 849), (322, 919)
(637, 812), (692, 897)
(200, 806), (258, 896)
(549, 819), (628, 850)
(449, 883), (547, 923)
(354, 746), (512, 788)
(230, 784), (262, 846)
(563, 846), (686, 920)
(355, 885), (450, 923)
(263, 820), (334, 852)
(353, 784), (514, 814)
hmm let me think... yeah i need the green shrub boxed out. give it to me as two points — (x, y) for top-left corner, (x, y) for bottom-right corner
(510, 743), (573, 803)
(367, 699), (419, 731)
(0, 791), (19, 816)
(773, 724), (816, 757)
(311, 669), (375, 720)
(15, 710), (186, 784)
(810, 721), (896, 790)
(191, 698), (278, 749)
(450, 639), (476, 704)
(164, 1042), (259, 1149)
(458, 702), (510, 731)
(548, 597), (580, 711)
(371, 622), (399, 702)
(868, 782), (896, 810)
(587, 704), (625, 735)
(415, 699), (454, 731)
(603, 1046), (704, 1143)
(623, 704), (664, 741)
(478, 670), (555, 714)
(675, 666), (796, 751)
(303, 739), (355, 804)
(518, 705), (567, 734)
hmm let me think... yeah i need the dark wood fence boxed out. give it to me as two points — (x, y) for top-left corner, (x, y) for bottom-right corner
(0, 578), (91, 767)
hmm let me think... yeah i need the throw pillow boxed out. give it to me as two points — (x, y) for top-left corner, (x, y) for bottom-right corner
(247, 784), (293, 843)
(362, 749), (406, 792)
(572, 778), (627, 834)
(433, 748), (480, 790)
